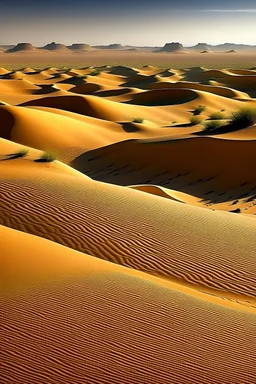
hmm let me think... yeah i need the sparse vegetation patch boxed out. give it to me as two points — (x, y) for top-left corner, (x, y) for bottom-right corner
(36, 150), (57, 163)
(193, 105), (206, 115)
(15, 148), (29, 158)
(90, 70), (101, 76)
(203, 120), (223, 132)
(230, 107), (256, 128)
(132, 117), (144, 123)
(209, 112), (226, 120)
(190, 116), (202, 125)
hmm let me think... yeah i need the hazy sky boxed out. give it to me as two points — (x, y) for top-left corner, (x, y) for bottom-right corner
(1, 0), (256, 46)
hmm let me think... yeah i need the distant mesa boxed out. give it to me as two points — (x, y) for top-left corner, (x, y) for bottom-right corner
(94, 43), (124, 50)
(106, 44), (123, 50)
(125, 48), (139, 52)
(43, 42), (69, 51)
(158, 42), (184, 52)
(216, 43), (253, 51)
(191, 43), (211, 51)
(0, 45), (15, 51)
(201, 50), (211, 54)
(7, 43), (36, 52)
(226, 49), (237, 53)
(187, 42), (256, 52)
(68, 43), (92, 51)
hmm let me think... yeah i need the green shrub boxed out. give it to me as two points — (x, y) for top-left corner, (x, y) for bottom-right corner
(203, 120), (223, 132)
(14, 148), (29, 158)
(209, 111), (226, 120)
(230, 107), (256, 128)
(90, 69), (100, 76)
(190, 116), (202, 125)
(132, 117), (144, 123)
(36, 150), (57, 163)
(77, 74), (87, 79)
(193, 105), (206, 115)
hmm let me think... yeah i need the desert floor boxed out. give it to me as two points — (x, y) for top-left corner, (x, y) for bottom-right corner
(1, 55), (256, 383)
(1, 50), (256, 69)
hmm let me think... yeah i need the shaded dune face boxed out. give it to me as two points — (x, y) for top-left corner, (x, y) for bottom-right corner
(72, 137), (256, 209)
(0, 108), (14, 139)
(127, 88), (198, 105)
(1, 65), (256, 384)
(21, 95), (108, 118)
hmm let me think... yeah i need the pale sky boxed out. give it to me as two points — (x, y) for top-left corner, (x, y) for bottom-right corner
(0, 1), (255, 46)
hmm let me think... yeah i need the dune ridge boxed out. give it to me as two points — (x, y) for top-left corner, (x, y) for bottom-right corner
(1, 158), (256, 306)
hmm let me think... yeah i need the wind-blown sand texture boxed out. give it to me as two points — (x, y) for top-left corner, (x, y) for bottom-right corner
(1, 64), (256, 384)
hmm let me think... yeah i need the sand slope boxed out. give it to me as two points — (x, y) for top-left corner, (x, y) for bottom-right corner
(1, 65), (256, 383)
(1, 225), (256, 384)
(1, 156), (256, 305)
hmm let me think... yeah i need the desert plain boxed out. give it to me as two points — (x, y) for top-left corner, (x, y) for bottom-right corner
(1, 47), (256, 383)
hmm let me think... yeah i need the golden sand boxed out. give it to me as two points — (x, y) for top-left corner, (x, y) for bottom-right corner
(1, 64), (256, 383)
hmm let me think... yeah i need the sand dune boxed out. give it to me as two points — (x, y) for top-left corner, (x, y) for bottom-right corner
(2, 224), (256, 383)
(148, 81), (249, 99)
(1, 155), (256, 304)
(73, 136), (256, 214)
(1, 64), (256, 383)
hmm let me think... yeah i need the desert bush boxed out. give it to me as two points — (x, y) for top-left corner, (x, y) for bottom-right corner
(190, 116), (202, 125)
(209, 111), (226, 120)
(230, 107), (256, 128)
(77, 74), (87, 79)
(193, 105), (205, 115)
(14, 148), (29, 158)
(203, 120), (223, 132)
(132, 117), (144, 123)
(37, 150), (57, 163)
(90, 69), (101, 76)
